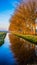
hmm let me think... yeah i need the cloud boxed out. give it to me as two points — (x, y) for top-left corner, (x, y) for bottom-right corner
(10, 0), (20, 9)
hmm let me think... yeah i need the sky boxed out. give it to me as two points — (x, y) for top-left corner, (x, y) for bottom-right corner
(0, 0), (19, 30)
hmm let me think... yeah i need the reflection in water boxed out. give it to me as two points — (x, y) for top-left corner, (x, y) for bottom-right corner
(9, 33), (37, 65)
(0, 34), (17, 65)
(35, 45), (37, 56)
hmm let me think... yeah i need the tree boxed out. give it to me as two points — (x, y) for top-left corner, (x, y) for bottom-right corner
(9, 0), (37, 65)
(9, 0), (37, 35)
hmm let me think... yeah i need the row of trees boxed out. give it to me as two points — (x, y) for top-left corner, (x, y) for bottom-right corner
(9, 0), (37, 65)
(9, 0), (37, 35)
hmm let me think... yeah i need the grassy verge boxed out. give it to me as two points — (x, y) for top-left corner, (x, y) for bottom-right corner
(0, 32), (7, 46)
(12, 32), (37, 45)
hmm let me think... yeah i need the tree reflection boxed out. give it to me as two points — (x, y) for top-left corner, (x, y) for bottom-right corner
(9, 0), (37, 64)
(9, 33), (35, 65)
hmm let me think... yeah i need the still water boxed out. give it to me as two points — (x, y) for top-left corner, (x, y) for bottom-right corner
(0, 33), (37, 65)
(0, 34), (17, 65)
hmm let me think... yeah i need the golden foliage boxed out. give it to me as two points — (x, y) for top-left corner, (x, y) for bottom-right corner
(9, 0), (37, 65)
(9, 0), (37, 35)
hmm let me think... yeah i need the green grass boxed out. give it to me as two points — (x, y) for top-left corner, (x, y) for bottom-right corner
(12, 32), (37, 45)
(0, 32), (7, 46)
(0, 32), (6, 38)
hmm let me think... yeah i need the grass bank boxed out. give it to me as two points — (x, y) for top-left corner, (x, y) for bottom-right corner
(12, 32), (37, 45)
(0, 32), (6, 46)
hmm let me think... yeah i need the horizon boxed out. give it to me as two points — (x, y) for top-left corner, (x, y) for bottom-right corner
(0, 0), (28, 30)
(0, 0), (20, 30)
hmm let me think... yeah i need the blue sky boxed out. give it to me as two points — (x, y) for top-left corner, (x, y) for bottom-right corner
(0, 0), (19, 30)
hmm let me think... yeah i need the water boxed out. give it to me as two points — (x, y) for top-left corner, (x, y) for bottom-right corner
(0, 34), (17, 65)
(0, 33), (37, 65)
(35, 45), (37, 56)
